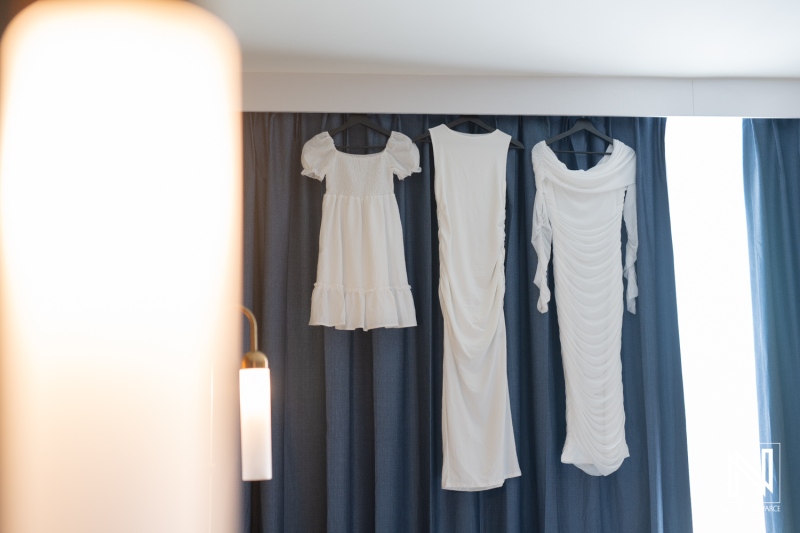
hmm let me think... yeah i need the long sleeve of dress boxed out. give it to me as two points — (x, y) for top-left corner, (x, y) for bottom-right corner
(532, 188), (553, 313)
(623, 184), (638, 314)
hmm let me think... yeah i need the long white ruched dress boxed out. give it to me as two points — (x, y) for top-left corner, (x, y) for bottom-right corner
(531, 139), (638, 476)
(430, 124), (521, 491)
(301, 131), (420, 330)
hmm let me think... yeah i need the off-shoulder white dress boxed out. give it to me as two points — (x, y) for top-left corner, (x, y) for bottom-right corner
(430, 125), (521, 491)
(531, 139), (638, 476)
(301, 131), (421, 331)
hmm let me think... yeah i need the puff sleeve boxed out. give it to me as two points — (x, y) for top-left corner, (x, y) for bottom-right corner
(301, 132), (336, 181)
(386, 132), (421, 179)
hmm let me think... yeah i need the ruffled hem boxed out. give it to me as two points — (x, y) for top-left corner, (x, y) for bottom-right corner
(442, 468), (521, 491)
(309, 283), (417, 331)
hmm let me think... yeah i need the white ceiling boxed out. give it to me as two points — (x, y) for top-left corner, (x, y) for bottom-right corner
(192, 0), (800, 78)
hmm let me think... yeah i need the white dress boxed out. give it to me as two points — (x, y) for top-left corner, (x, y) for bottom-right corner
(430, 125), (521, 491)
(301, 131), (420, 331)
(531, 139), (638, 476)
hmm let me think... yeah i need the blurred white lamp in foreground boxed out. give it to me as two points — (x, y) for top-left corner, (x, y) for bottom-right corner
(239, 306), (273, 481)
(0, 1), (243, 532)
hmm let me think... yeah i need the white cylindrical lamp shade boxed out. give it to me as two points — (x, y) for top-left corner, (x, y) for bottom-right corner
(0, 2), (243, 533)
(240, 367), (273, 480)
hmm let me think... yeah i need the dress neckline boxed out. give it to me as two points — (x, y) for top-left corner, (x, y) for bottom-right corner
(537, 139), (620, 175)
(323, 131), (391, 158)
(435, 124), (504, 139)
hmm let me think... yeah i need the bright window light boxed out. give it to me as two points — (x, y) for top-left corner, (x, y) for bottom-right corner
(666, 117), (764, 533)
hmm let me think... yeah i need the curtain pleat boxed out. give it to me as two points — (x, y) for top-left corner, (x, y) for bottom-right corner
(242, 114), (693, 533)
(743, 118), (800, 533)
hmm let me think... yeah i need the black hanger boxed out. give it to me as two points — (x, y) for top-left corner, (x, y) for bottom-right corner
(413, 115), (525, 150)
(545, 118), (613, 155)
(327, 114), (393, 152)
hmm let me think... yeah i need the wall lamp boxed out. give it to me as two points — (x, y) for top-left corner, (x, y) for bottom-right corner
(239, 306), (273, 481)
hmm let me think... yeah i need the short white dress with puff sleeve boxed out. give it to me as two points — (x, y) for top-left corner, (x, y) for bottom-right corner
(301, 131), (421, 330)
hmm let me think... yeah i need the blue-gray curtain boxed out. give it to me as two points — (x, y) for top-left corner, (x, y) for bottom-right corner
(743, 119), (800, 533)
(242, 114), (692, 533)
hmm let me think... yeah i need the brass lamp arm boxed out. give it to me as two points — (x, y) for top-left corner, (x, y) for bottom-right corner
(240, 305), (259, 352)
(240, 306), (268, 369)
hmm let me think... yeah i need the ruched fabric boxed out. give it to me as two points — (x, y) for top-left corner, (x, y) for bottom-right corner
(531, 139), (638, 476)
(430, 125), (521, 491)
(301, 131), (420, 330)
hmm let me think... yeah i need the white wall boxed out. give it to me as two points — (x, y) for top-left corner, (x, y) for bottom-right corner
(243, 73), (800, 117)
